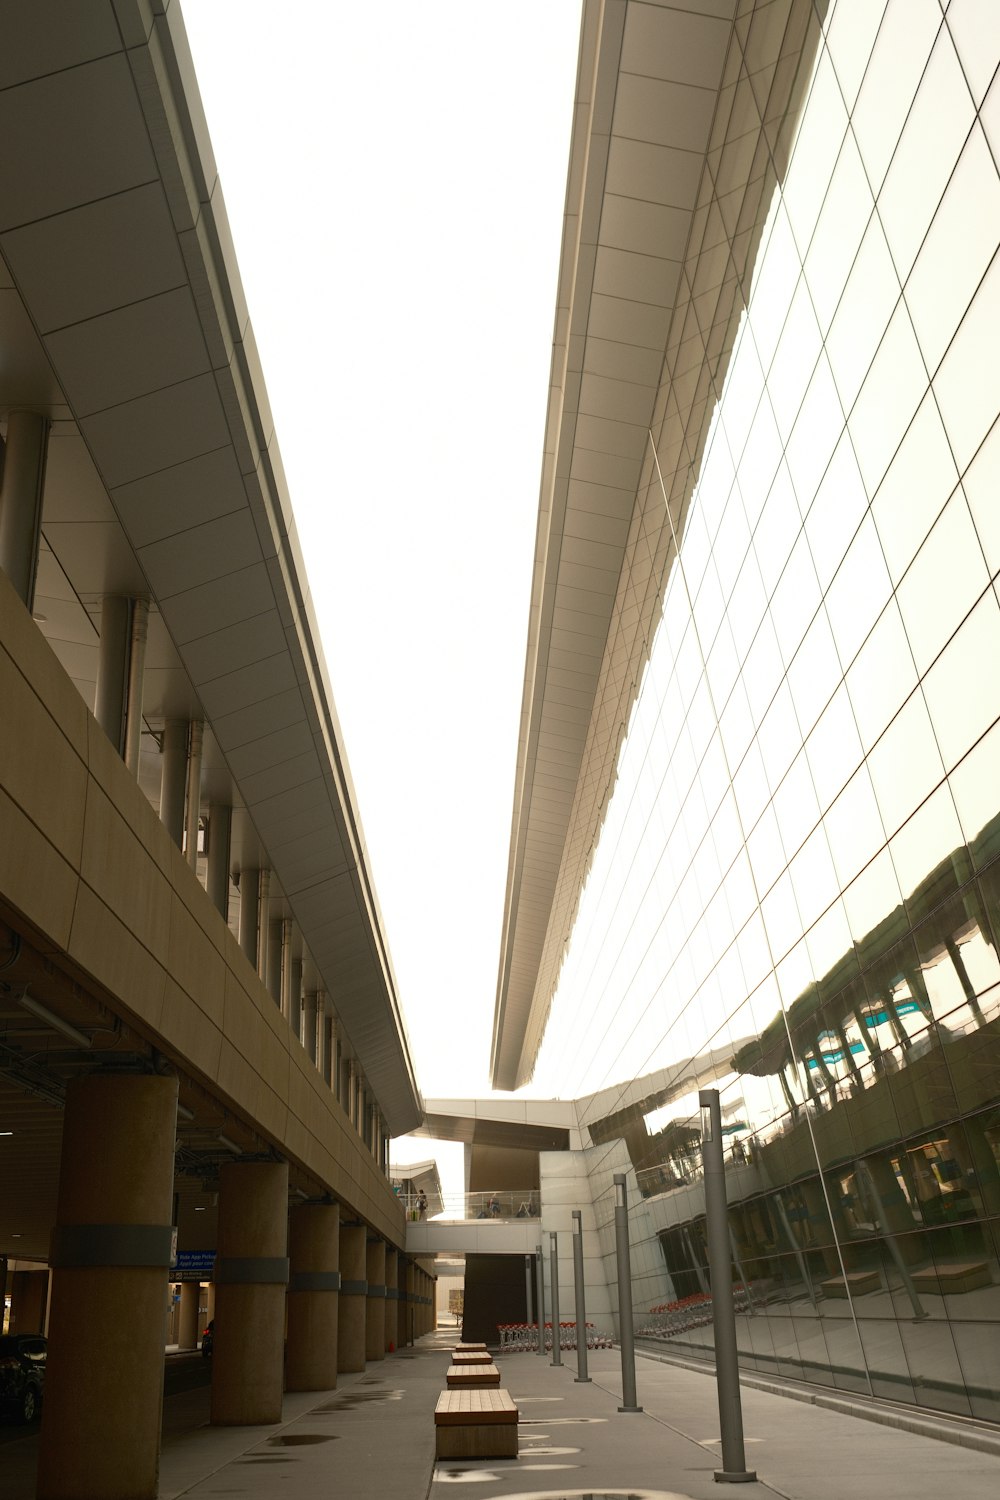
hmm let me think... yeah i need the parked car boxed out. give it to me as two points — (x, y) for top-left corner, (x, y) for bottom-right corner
(200, 1321), (213, 1359)
(0, 1334), (46, 1423)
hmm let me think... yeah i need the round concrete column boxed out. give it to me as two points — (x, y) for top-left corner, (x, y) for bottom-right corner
(337, 1224), (367, 1373)
(37, 1073), (177, 1500)
(365, 1239), (386, 1362)
(384, 1248), (398, 1353)
(211, 1160), (289, 1425)
(177, 1281), (200, 1350)
(286, 1201), (340, 1391)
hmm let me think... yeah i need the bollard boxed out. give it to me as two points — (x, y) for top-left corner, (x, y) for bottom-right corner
(699, 1088), (756, 1483)
(550, 1231), (562, 1366)
(572, 1209), (591, 1383)
(613, 1174), (642, 1412)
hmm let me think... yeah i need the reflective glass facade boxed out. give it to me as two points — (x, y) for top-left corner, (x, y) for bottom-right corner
(533, 0), (1000, 1421)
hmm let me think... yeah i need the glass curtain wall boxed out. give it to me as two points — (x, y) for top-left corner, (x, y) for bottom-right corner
(533, 0), (1000, 1421)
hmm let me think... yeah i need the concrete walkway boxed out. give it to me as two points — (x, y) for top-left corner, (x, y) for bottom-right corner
(3, 1330), (1000, 1498)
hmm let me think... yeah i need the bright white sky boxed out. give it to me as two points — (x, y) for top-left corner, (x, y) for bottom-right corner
(181, 2), (583, 1131)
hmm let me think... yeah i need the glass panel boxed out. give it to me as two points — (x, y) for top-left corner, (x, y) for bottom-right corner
(766, 278), (822, 442)
(851, 0), (943, 194)
(933, 246), (1000, 473)
(784, 353), (844, 518)
(824, 763), (887, 889)
(824, 0), (889, 113)
(803, 429), (868, 593)
(807, 682), (863, 811)
(848, 300), (928, 495)
(747, 199), (801, 373)
(946, 0), (1000, 106)
(922, 586), (1000, 772)
(878, 27), (975, 283)
(905, 124), (1000, 376)
(802, 131), (873, 334)
(962, 416), (1000, 578)
(826, 213), (901, 414)
(868, 686), (946, 841)
(948, 717), (1000, 860)
(787, 605), (841, 740)
(896, 486), (989, 676)
(870, 390), (959, 588)
(824, 513), (892, 672)
(845, 597), (918, 755)
(782, 48), (849, 253)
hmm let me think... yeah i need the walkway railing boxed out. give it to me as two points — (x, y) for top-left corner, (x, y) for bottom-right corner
(395, 1189), (541, 1221)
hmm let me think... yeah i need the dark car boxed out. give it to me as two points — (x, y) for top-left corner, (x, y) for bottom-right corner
(200, 1321), (213, 1359)
(0, 1334), (46, 1423)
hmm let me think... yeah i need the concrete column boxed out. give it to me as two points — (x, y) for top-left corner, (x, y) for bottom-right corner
(319, 997), (332, 1086)
(37, 1073), (177, 1500)
(205, 1284), (216, 1327)
(160, 720), (189, 847)
(290, 956), (303, 1041)
(0, 408), (48, 609)
(303, 990), (318, 1063)
(185, 720), (203, 868)
(279, 919), (294, 1021)
(206, 803), (232, 920)
(9, 1268), (48, 1333)
(178, 1281), (200, 1350)
(384, 1248), (398, 1353)
(211, 1160), (289, 1425)
(286, 1202), (340, 1392)
(265, 918), (283, 1005)
(337, 1224), (367, 1373)
(256, 868), (271, 983)
(95, 595), (130, 757)
(365, 1239), (386, 1362)
(238, 867), (260, 968)
(405, 1261), (416, 1346)
(123, 598), (148, 777)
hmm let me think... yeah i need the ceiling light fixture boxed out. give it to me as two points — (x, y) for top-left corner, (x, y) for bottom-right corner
(177, 1102), (195, 1121)
(18, 993), (92, 1049)
(217, 1133), (242, 1155)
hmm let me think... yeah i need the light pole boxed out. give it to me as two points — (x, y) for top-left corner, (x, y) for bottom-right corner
(535, 1244), (546, 1357)
(613, 1173), (641, 1412)
(571, 1209), (591, 1383)
(549, 1231), (562, 1366)
(699, 1088), (756, 1483)
(525, 1253), (534, 1331)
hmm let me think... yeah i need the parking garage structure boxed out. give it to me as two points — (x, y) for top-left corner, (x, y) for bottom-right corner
(0, 5), (432, 1496)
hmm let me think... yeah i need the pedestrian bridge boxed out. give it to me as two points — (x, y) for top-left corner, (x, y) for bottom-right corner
(401, 1190), (542, 1255)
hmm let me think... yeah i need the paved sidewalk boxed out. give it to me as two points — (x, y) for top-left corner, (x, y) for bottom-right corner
(430, 1344), (1000, 1500)
(3, 1330), (1000, 1498)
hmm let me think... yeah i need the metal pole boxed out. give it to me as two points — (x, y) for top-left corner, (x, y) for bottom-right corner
(613, 1173), (642, 1412)
(549, 1232), (562, 1366)
(571, 1209), (591, 1383)
(699, 1089), (756, 1483)
(535, 1245), (546, 1356)
(525, 1255), (534, 1329)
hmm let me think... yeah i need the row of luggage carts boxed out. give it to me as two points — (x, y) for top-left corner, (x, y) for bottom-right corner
(497, 1321), (614, 1352)
(635, 1285), (753, 1341)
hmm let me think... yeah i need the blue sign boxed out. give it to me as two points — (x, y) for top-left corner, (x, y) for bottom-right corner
(174, 1250), (216, 1279)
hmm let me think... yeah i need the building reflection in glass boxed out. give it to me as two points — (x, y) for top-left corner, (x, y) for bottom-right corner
(530, 0), (1000, 1427)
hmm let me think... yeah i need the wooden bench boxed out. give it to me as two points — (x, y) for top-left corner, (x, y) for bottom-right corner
(821, 1270), (881, 1298)
(910, 1261), (991, 1295)
(453, 1350), (493, 1365)
(447, 1362), (501, 1388)
(435, 1387), (518, 1459)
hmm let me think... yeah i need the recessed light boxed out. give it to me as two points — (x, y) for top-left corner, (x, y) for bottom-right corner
(194, 1206), (206, 1212)
(0, 1131), (13, 1137)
